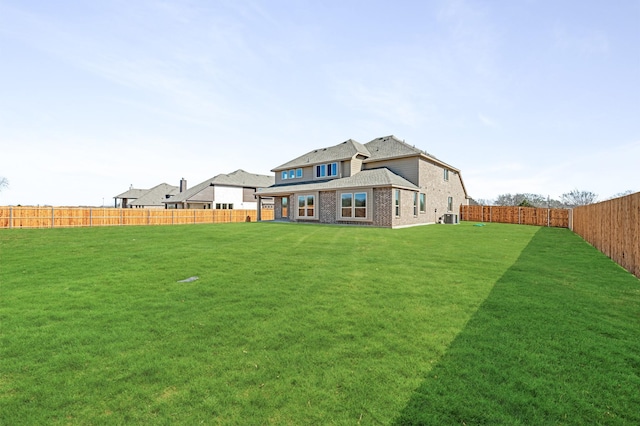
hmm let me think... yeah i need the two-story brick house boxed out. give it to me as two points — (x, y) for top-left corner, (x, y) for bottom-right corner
(256, 136), (468, 228)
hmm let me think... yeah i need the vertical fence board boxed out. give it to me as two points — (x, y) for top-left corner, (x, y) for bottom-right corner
(0, 207), (273, 230)
(460, 205), (569, 228)
(572, 192), (639, 279)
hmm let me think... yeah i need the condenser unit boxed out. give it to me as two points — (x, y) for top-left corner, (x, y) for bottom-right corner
(443, 213), (459, 224)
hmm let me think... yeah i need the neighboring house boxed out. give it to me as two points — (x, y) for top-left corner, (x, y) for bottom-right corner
(129, 183), (180, 208)
(164, 169), (275, 210)
(114, 184), (178, 208)
(256, 135), (469, 228)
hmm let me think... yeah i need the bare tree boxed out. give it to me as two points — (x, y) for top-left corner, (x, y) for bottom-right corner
(561, 189), (597, 207)
(494, 193), (549, 207)
(607, 190), (636, 200)
(0, 176), (8, 192)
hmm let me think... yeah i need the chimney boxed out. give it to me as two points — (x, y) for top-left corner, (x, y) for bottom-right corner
(180, 178), (187, 193)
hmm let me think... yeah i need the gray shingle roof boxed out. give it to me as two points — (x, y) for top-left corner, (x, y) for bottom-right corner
(364, 135), (458, 171)
(272, 139), (371, 171)
(364, 135), (434, 161)
(114, 188), (148, 199)
(130, 183), (179, 207)
(167, 169), (275, 203)
(257, 168), (418, 196)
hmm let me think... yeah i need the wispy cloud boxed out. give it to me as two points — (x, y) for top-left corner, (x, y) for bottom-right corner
(478, 113), (499, 129)
(553, 25), (610, 55)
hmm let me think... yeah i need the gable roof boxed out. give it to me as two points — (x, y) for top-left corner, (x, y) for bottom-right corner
(272, 139), (371, 171)
(129, 183), (179, 207)
(167, 169), (275, 203)
(114, 187), (148, 199)
(257, 167), (419, 196)
(363, 135), (459, 171)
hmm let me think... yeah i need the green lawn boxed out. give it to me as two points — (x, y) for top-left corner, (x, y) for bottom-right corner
(1, 222), (638, 425)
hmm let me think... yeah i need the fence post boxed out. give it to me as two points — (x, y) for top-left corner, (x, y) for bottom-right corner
(569, 209), (573, 231)
(547, 208), (550, 227)
(51, 207), (55, 228)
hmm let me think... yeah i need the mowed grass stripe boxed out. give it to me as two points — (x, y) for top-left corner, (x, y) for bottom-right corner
(0, 222), (576, 424)
(395, 227), (640, 425)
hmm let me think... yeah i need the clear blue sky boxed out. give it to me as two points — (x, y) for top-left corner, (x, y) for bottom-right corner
(1, 0), (638, 206)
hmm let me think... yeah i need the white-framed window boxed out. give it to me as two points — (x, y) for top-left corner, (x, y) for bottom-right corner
(282, 171), (288, 180)
(215, 203), (234, 210)
(340, 192), (367, 218)
(297, 194), (315, 217)
(444, 169), (449, 181)
(341, 193), (352, 217)
(413, 192), (418, 216)
(419, 193), (426, 213)
(296, 168), (303, 178)
(394, 189), (401, 217)
(315, 162), (338, 178)
(447, 197), (453, 211)
(289, 170), (295, 179)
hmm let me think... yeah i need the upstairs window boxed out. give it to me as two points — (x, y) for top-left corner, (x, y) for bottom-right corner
(282, 171), (288, 180)
(444, 169), (449, 181)
(289, 170), (295, 179)
(296, 168), (303, 178)
(315, 162), (338, 178)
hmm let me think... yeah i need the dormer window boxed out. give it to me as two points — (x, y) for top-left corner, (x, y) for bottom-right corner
(282, 171), (288, 180)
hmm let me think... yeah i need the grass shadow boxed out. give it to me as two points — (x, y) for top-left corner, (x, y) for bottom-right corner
(394, 227), (640, 425)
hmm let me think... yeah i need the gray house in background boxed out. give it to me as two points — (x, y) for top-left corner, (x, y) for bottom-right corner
(114, 183), (178, 208)
(164, 169), (275, 210)
(257, 135), (469, 228)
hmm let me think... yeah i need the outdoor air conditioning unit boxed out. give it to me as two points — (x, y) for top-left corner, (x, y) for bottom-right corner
(443, 213), (459, 224)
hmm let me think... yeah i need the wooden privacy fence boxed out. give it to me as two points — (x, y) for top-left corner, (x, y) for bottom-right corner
(571, 192), (639, 279)
(0, 207), (274, 229)
(460, 205), (570, 228)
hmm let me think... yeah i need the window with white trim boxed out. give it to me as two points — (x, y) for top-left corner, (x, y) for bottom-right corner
(296, 168), (303, 178)
(298, 194), (315, 217)
(444, 169), (449, 181)
(419, 193), (426, 213)
(340, 192), (367, 218)
(282, 171), (288, 180)
(315, 162), (338, 178)
(413, 192), (418, 216)
(447, 197), (453, 211)
(394, 189), (401, 217)
(289, 170), (295, 179)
